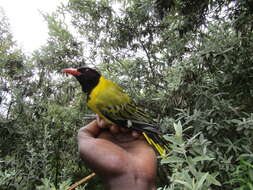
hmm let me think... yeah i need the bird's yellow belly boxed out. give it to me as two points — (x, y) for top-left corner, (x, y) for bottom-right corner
(87, 100), (115, 125)
(86, 75), (130, 126)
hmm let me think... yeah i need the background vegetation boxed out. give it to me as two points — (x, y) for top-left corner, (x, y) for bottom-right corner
(0, 0), (253, 189)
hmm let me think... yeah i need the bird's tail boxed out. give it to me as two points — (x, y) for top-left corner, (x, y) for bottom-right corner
(142, 132), (169, 156)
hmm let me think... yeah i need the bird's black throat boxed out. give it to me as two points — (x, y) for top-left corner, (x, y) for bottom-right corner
(77, 75), (100, 95)
(74, 67), (101, 95)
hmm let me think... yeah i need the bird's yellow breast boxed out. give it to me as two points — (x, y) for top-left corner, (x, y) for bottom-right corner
(87, 76), (131, 124)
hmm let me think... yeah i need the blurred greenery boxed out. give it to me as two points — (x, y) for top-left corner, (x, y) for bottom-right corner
(0, 0), (253, 189)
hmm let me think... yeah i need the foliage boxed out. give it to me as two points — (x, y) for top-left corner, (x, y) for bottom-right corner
(0, 6), (95, 190)
(229, 156), (253, 190)
(1, 0), (253, 189)
(159, 122), (221, 190)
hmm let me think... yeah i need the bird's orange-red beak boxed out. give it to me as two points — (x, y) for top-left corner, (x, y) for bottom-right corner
(62, 68), (81, 76)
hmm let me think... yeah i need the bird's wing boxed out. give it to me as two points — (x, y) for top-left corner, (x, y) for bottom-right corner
(91, 80), (160, 134)
(100, 103), (160, 134)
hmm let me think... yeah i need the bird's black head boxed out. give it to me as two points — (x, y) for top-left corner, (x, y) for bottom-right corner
(62, 67), (101, 94)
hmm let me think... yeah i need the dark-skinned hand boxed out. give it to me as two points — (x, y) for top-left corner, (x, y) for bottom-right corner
(77, 116), (157, 190)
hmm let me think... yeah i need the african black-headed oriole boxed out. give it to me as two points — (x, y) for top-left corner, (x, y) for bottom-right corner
(62, 67), (168, 156)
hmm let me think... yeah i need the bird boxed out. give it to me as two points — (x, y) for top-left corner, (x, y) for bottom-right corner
(62, 67), (168, 156)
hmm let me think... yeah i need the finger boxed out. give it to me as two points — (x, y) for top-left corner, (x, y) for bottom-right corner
(110, 125), (120, 134)
(120, 127), (130, 133)
(96, 115), (110, 128)
(78, 120), (101, 139)
(132, 130), (141, 139)
(138, 134), (145, 140)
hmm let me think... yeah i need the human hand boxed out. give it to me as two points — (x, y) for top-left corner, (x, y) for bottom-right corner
(77, 116), (157, 190)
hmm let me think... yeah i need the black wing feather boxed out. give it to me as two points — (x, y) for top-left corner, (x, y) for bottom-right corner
(99, 102), (161, 134)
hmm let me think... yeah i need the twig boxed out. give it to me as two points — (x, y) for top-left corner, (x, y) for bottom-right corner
(67, 172), (96, 190)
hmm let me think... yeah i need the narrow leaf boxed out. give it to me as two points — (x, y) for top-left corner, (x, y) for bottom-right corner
(196, 173), (208, 189)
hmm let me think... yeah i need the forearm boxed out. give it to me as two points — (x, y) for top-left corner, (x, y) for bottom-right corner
(105, 173), (156, 190)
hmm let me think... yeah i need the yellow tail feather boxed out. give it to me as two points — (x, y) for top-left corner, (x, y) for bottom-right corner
(142, 132), (166, 156)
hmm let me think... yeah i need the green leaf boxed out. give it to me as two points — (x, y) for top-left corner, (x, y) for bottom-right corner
(246, 182), (253, 190)
(174, 122), (182, 137)
(163, 135), (183, 145)
(161, 156), (185, 164)
(207, 174), (221, 186)
(173, 147), (187, 154)
(175, 179), (192, 189)
(192, 156), (214, 163)
(248, 169), (253, 181)
(196, 173), (208, 189)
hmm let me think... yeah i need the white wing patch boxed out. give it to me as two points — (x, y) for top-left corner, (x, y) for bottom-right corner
(127, 120), (132, 128)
